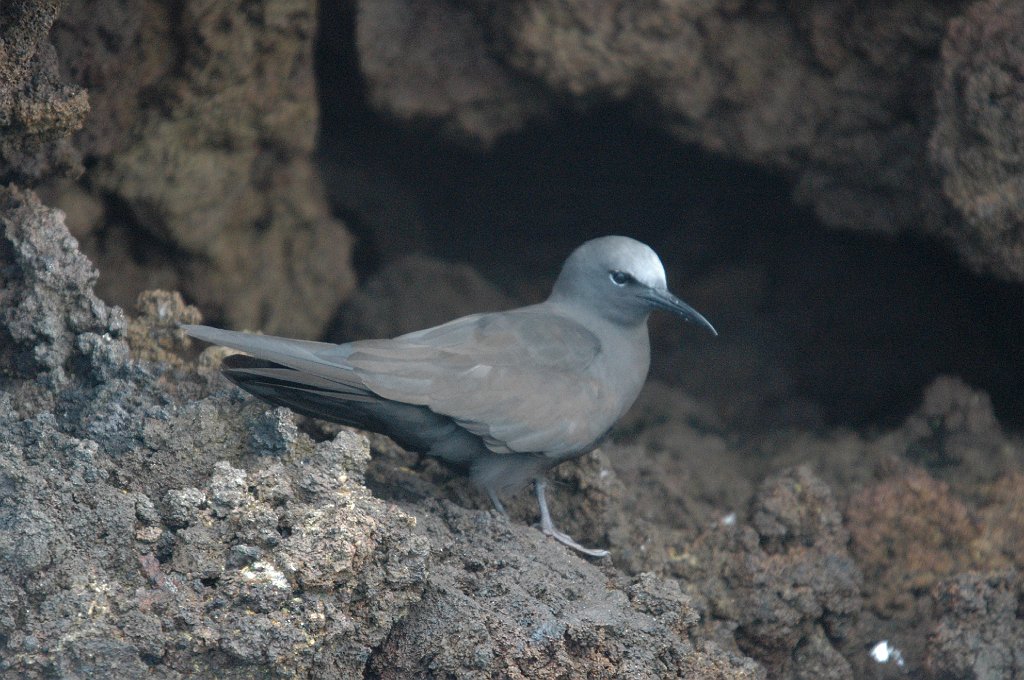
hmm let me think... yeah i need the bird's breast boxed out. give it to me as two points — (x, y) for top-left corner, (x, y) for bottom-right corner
(548, 322), (650, 457)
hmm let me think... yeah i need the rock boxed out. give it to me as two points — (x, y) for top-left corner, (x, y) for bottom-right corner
(354, 1), (957, 249)
(47, 0), (355, 338)
(355, 0), (550, 146)
(925, 571), (1024, 679)
(0, 186), (428, 678)
(930, 0), (1024, 282)
(0, 375), (430, 678)
(847, 466), (1000, 617)
(126, 290), (202, 366)
(674, 467), (862, 679)
(0, 186), (127, 390)
(0, 0), (88, 184)
(977, 473), (1024, 571)
(352, 1), (1024, 284)
(367, 500), (764, 679)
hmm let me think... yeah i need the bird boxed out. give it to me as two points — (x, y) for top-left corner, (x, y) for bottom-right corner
(184, 236), (716, 557)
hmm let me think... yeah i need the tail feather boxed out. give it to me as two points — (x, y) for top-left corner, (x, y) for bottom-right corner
(219, 355), (458, 455)
(221, 355), (379, 424)
(183, 324), (356, 384)
(185, 325), (484, 461)
(223, 357), (378, 402)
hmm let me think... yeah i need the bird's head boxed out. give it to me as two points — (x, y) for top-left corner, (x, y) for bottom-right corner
(550, 235), (717, 334)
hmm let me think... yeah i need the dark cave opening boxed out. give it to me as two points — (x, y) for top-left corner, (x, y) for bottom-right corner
(314, 2), (1024, 433)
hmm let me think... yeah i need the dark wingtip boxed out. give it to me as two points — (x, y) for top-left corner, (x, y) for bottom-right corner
(221, 354), (272, 370)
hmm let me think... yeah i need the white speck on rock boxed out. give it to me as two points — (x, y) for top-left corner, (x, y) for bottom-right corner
(242, 561), (290, 589)
(870, 640), (905, 667)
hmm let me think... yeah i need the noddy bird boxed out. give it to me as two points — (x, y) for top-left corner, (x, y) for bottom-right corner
(184, 236), (716, 557)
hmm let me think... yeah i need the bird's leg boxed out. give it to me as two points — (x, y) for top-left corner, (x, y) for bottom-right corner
(486, 487), (507, 517)
(534, 478), (609, 558)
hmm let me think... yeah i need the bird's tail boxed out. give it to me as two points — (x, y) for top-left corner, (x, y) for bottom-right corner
(184, 324), (374, 425)
(220, 354), (381, 426)
(183, 324), (462, 455)
(183, 325), (346, 371)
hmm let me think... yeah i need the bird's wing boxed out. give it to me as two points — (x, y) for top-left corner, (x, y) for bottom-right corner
(337, 307), (607, 456)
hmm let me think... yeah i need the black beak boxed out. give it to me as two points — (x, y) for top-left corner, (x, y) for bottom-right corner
(642, 288), (718, 336)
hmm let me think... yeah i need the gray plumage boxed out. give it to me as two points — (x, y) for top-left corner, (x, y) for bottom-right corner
(184, 235), (716, 557)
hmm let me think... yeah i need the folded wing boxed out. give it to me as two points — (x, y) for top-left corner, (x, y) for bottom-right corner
(184, 308), (606, 457)
(343, 308), (605, 456)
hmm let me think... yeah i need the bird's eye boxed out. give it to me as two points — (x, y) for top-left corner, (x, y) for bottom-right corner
(609, 271), (631, 286)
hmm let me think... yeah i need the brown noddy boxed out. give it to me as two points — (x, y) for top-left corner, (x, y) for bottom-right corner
(184, 235), (716, 557)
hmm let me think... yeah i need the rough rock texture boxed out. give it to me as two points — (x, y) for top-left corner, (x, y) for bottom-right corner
(672, 467), (863, 680)
(126, 290), (202, 366)
(0, 0), (89, 184)
(41, 0), (355, 338)
(608, 375), (1023, 678)
(355, 426), (862, 679)
(610, 382), (746, 542)
(354, 0), (1024, 284)
(366, 501), (762, 679)
(900, 374), (1019, 486)
(354, 0), (956, 233)
(0, 186), (126, 393)
(355, 0), (550, 145)
(930, 0), (1024, 282)
(925, 571), (1024, 679)
(977, 473), (1024, 570)
(847, 467), (997, 617)
(0, 187), (428, 678)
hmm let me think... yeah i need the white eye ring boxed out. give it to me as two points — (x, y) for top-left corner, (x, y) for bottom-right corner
(609, 271), (630, 286)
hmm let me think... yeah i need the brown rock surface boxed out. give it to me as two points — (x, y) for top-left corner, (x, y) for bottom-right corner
(930, 0), (1024, 282)
(355, 0), (550, 146)
(41, 0), (355, 338)
(925, 571), (1024, 679)
(0, 0), (88, 184)
(977, 473), (1024, 570)
(354, 1), (950, 231)
(367, 500), (763, 679)
(672, 467), (862, 679)
(846, 467), (1001, 617)
(126, 290), (202, 366)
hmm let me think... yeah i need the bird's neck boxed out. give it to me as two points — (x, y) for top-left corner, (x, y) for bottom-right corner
(595, 314), (652, 419)
(545, 298), (652, 372)
(546, 292), (652, 328)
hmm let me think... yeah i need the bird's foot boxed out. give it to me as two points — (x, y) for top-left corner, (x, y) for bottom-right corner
(540, 525), (609, 558)
(534, 477), (609, 558)
(486, 488), (508, 517)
